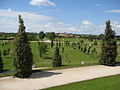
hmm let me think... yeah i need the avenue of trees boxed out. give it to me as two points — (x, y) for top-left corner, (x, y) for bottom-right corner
(0, 15), (118, 78)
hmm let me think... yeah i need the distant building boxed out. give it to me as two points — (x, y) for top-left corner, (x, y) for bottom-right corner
(57, 33), (73, 37)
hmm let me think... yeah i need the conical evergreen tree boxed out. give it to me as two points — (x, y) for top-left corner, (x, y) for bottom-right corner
(99, 20), (117, 66)
(52, 44), (62, 67)
(0, 51), (3, 72)
(13, 15), (33, 78)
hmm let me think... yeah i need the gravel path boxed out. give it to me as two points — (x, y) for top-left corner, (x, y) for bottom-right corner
(0, 65), (120, 90)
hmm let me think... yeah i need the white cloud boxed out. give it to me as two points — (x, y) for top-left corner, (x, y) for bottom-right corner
(30, 0), (56, 6)
(111, 21), (120, 34)
(106, 10), (120, 13)
(8, 8), (11, 12)
(112, 21), (120, 28)
(96, 4), (101, 7)
(68, 27), (77, 31)
(0, 9), (53, 21)
(0, 9), (53, 32)
(0, 9), (120, 35)
(82, 20), (93, 25)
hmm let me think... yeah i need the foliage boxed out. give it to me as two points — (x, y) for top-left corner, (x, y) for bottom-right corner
(38, 42), (48, 57)
(13, 15), (33, 78)
(39, 31), (45, 40)
(98, 34), (104, 40)
(27, 33), (38, 41)
(94, 40), (98, 46)
(52, 45), (62, 67)
(0, 51), (3, 72)
(87, 46), (91, 54)
(83, 47), (87, 53)
(3, 50), (8, 56)
(46, 32), (55, 41)
(46, 32), (55, 47)
(91, 48), (97, 54)
(99, 20), (117, 66)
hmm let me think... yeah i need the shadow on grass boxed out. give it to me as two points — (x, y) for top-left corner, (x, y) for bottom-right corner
(0, 70), (12, 74)
(62, 65), (67, 66)
(115, 62), (120, 66)
(30, 70), (62, 79)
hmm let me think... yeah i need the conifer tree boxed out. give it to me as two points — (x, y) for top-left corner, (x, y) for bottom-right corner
(0, 51), (3, 72)
(52, 44), (62, 67)
(38, 42), (48, 57)
(99, 20), (117, 66)
(39, 31), (45, 41)
(13, 15), (33, 78)
(83, 47), (87, 53)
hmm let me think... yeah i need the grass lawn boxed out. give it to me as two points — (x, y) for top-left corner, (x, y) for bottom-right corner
(44, 74), (120, 90)
(0, 39), (120, 77)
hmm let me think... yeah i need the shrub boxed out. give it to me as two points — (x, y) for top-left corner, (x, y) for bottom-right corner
(38, 42), (48, 57)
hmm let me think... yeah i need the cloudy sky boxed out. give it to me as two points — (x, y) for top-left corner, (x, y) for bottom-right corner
(0, 0), (120, 35)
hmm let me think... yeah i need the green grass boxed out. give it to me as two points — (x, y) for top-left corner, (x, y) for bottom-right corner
(0, 39), (120, 77)
(44, 74), (120, 90)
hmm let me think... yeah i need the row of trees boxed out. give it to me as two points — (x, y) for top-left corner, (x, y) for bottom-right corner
(13, 15), (62, 78)
(39, 31), (55, 47)
(0, 16), (117, 78)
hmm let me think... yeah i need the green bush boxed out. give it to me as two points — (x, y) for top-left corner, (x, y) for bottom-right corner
(38, 42), (48, 57)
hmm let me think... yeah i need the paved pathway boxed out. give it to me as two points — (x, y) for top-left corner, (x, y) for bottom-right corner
(0, 65), (120, 90)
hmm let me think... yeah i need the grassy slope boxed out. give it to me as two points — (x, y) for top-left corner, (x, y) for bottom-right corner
(0, 40), (120, 77)
(44, 74), (120, 90)
(30, 42), (99, 68)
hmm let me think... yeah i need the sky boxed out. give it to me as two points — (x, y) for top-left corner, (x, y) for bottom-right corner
(0, 0), (120, 35)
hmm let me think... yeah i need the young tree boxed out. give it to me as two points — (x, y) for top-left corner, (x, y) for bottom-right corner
(13, 15), (33, 78)
(87, 46), (91, 54)
(46, 32), (55, 47)
(98, 34), (104, 40)
(39, 31), (45, 41)
(99, 20), (117, 66)
(52, 44), (62, 67)
(38, 42), (48, 57)
(0, 51), (3, 72)
(94, 40), (98, 46)
(3, 50), (8, 56)
(83, 47), (87, 53)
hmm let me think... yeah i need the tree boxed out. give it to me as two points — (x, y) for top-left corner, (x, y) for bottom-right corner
(39, 31), (45, 41)
(46, 32), (55, 47)
(0, 51), (3, 72)
(83, 47), (87, 53)
(13, 15), (33, 78)
(87, 46), (91, 54)
(52, 44), (62, 67)
(94, 40), (98, 46)
(3, 50), (8, 56)
(98, 34), (104, 40)
(99, 20), (117, 66)
(38, 42), (48, 57)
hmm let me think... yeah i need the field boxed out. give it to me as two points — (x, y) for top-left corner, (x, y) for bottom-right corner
(0, 38), (120, 76)
(44, 74), (120, 90)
